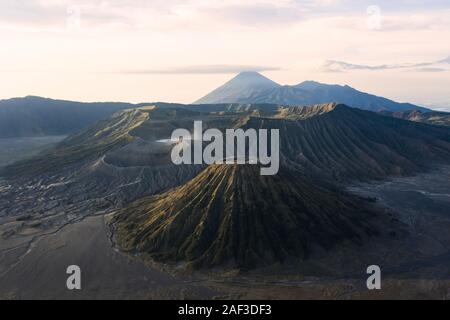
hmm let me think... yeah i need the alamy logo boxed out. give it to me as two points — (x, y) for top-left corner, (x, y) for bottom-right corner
(170, 121), (280, 175)
(366, 265), (381, 290)
(66, 5), (82, 29)
(66, 265), (81, 290)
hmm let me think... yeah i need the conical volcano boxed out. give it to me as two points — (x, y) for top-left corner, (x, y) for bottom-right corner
(113, 164), (393, 269)
(194, 71), (280, 104)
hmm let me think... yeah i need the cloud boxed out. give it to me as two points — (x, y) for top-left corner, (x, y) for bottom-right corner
(118, 64), (281, 74)
(423, 101), (450, 112)
(2, 0), (450, 33)
(0, 0), (306, 30)
(323, 56), (450, 73)
(202, 4), (304, 26)
(415, 67), (447, 73)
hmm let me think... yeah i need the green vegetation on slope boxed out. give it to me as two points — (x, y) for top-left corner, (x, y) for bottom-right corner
(113, 164), (397, 269)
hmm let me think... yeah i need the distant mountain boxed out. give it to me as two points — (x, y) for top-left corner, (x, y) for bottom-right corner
(1, 78), (433, 139)
(195, 72), (429, 112)
(0, 95), (279, 139)
(379, 109), (450, 127)
(0, 96), (133, 138)
(195, 71), (280, 105)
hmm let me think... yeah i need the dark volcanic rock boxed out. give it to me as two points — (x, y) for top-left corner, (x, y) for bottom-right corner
(112, 164), (398, 269)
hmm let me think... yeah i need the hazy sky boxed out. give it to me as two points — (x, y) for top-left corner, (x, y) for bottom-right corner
(1, 0), (450, 110)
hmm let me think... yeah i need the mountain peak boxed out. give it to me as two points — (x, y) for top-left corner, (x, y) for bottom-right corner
(295, 80), (348, 90)
(296, 80), (322, 87)
(194, 71), (280, 104)
(226, 71), (280, 86)
(234, 70), (272, 78)
(236, 70), (261, 76)
(195, 73), (428, 112)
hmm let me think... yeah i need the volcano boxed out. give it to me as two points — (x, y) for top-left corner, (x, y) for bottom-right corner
(195, 72), (429, 112)
(112, 164), (396, 269)
(194, 71), (281, 105)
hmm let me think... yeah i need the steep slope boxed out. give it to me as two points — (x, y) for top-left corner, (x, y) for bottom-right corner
(0, 108), (205, 225)
(194, 72), (280, 105)
(2, 102), (449, 273)
(195, 73), (428, 112)
(0, 109), (149, 177)
(3, 103), (449, 183)
(0, 106), (250, 179)
(2, 103), (450, 236)
(113, 164), (394, 269)
(0, 96), (133, 138)
(252, 104), (450, 181)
